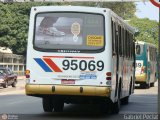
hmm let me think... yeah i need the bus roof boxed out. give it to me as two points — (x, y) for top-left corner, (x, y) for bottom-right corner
(111, 11), (135, 34)
(31, 6), (111, 13)
(135, 41), (157, 48)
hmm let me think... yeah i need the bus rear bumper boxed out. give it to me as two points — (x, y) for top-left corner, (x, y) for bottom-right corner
(135, 73), (147, 83)
(25, 84), (111, 97)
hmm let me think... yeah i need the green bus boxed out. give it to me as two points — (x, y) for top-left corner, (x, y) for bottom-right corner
(135, 41), (157, 88)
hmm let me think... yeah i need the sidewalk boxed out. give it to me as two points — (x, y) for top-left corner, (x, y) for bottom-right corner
(154, 80), (158, 87)
(17, 76), (25, 80)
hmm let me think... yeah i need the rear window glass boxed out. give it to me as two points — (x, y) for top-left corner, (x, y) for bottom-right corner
(135, 44), (143, 55)
(34, 12), (105, 52)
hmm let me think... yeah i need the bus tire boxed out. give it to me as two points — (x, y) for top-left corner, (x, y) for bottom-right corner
(112, 97), (120, 114)
(42, 97), (54, 112)
(140, 83), (144, 88)
(53, 98), (64, 112)
(112, 82), (121, 114)
(121, 79), (131, 105)
(146, 83), (150, 89)
(99, 99), (112, 114)
(121, 96), (129, 105)
(140, 83), (149, 89)
(150, 83), (154, 87)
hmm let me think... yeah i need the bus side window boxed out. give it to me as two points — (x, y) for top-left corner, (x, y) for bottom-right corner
(154, 48), (157, 61)
(129, 33), (132, 59)
(132, 35), (134, 59)
(121, 27), (124, 57)
(149, 47), (151, 61)
(128, 33), (130, 58)
(112, 20), (115, 54)
(154, 48), (156, 61)
(133, 38), (135, 59)
(152, 47), (155, 61)
(153, 47), (155, 61)
(152, 48), (154, 61)
(149, 47), (153, 61)
(125, 30), (127, 57)
(118, 25), (122, 56)
(151, 47), (153, 61)
(130, 34), (132, 58)
(112, 20), (117, 55)
(147, 47), (150, 61)
(115, 22), (118, 55)
(130, 34), (133, 58)
(128, 32), (131, 58)
(127, 31), (129, 58)
(123, 29), (126, 58)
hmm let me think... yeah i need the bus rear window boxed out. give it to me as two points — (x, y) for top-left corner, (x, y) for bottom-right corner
(135, 44), (143, 55)
(34, 12), (105, 52)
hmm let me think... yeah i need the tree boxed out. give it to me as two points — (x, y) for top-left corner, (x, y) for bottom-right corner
(129, 17), (158, 47)
(70, 2), (136, 19)
(0, 2), (62, 55)
(102, 2), (136, 19)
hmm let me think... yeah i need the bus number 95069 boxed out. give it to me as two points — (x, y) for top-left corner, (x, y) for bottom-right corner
(62, 60), (104, 71)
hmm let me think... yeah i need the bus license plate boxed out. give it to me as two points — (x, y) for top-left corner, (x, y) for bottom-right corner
(61, 80), (75, 84)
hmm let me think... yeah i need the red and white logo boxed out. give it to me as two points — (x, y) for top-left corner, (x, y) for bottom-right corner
(150, 0), (160, 7)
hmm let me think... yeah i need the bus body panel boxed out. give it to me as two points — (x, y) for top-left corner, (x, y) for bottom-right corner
(26, 6), (113, 97)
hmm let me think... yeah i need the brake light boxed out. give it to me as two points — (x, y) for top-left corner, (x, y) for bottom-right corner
(25, 70), (30, 78)
(106, 72), (112, 80)
(106, 72), (112, 76)
(141, 66), (145, 74)
(106, 77), (111, 80)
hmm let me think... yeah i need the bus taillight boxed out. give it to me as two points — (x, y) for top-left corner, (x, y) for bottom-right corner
(141, 66), (145, 74)
(25, 70), (30, 78)
(106, 72), (111, 80)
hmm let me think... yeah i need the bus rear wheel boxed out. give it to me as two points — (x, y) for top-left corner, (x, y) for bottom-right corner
(53, 98), (64, 112)
(42, 97), (54, 112)
(140, 83), (150, 89)
(121, 96), (129, 105)
(112, 82), (121, 114)
(150, 83), (154, 87)
(112, 97), (120, 114)
(99, 99), (112, 114)
(145, 83), (150, 89)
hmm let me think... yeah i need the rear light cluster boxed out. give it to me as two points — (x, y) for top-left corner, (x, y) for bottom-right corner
(141, 66), (145, 74)
(25, 70), (30, 78)
(106, 72), (111, 80)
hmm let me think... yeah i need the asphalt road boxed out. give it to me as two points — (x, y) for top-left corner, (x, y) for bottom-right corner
(0, 79), (158, 120)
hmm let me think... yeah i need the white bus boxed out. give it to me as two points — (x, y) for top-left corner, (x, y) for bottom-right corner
(25, 6), (135, 114)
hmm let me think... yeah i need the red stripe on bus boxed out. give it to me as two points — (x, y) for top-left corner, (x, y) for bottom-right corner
(43, 56), (64, 58)
(72, 56), (94, 59)
(43, 56), (94, 59)
(43, 58), (62, 72)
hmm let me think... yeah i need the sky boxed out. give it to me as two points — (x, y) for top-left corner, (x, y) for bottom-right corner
(135, 1), (159, 22)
